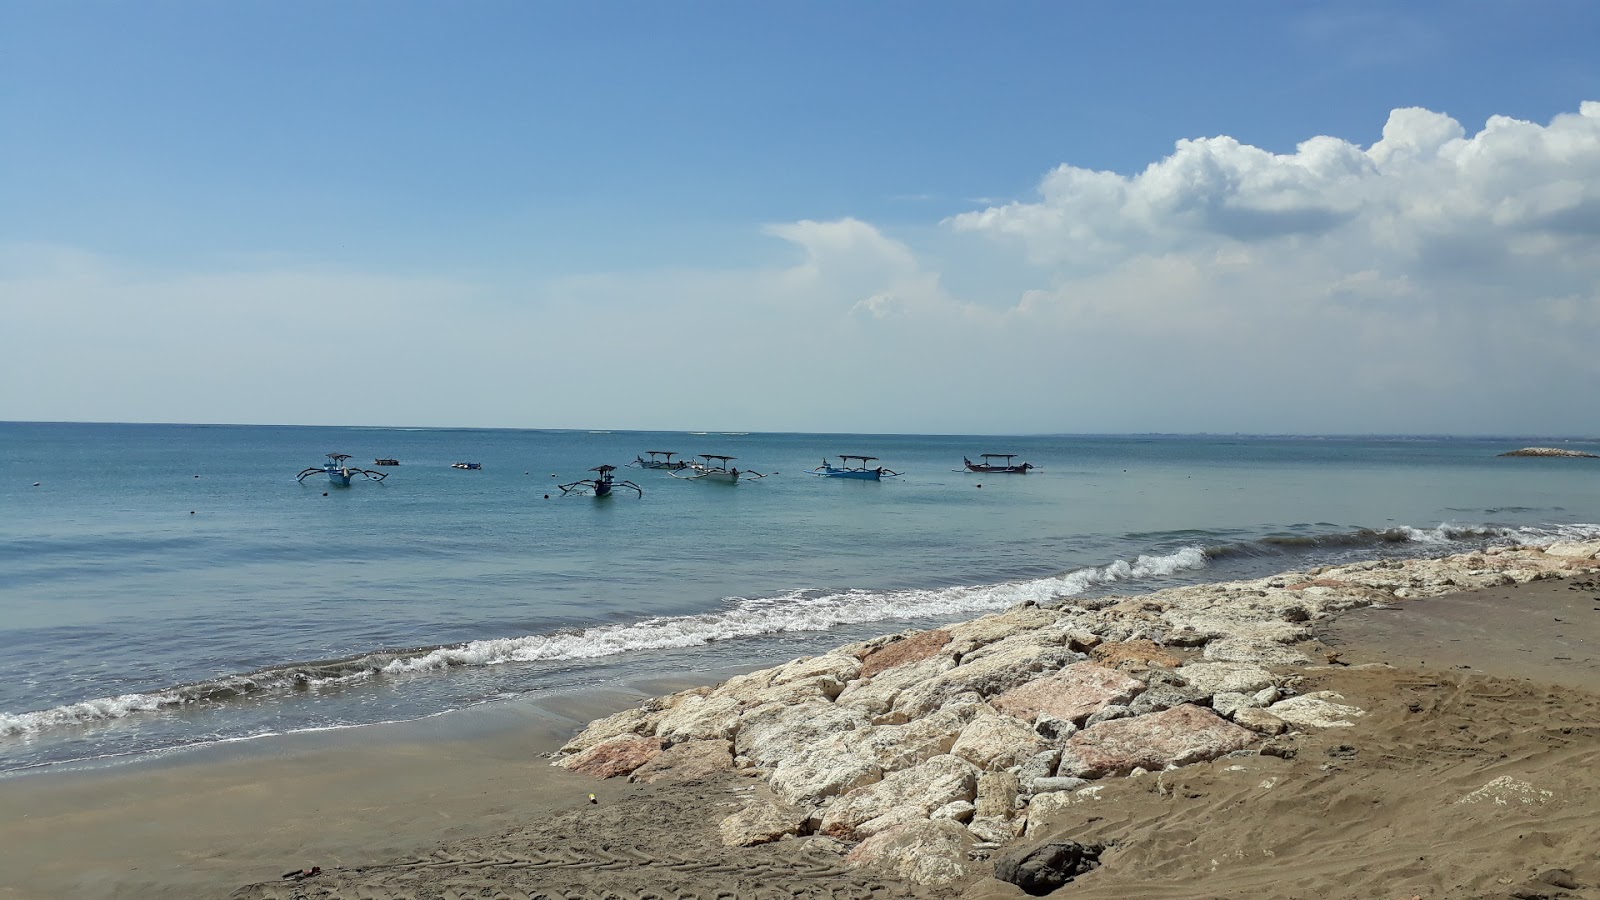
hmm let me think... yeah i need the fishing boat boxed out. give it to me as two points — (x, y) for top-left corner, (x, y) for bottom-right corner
(451, 462), (482, 470)
(558, 465), (642, 498)
(630, 450), (690, 470)
(296, 453), (388, 486)
(671, 454), (773, 483)
(374, 458), (400, 466)
(962, 453), (1035, 474)
(810, 455), (901, 480)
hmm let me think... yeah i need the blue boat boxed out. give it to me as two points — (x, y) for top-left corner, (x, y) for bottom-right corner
(810, 455), (901, 480)
(558, 465), (642, 498)
(296, 453), (388, 487)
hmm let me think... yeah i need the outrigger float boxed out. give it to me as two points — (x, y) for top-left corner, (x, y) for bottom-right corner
(630, 450), (690, 471)
(962, 453), (1035, 474)
(297, 453), (388, 486)
(671, 454), (774, 483)
(810, 455), (901, 480)
(558, 465), (642, 498)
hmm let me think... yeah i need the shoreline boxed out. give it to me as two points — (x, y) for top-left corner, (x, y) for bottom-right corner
(4, 543), (1599, 899)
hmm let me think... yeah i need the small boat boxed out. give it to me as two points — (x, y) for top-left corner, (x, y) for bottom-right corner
(671, 454), (773, 483)
(451, 462), (482, 470)
(297, 453), (388, 486)
(374, 458), (401, 466)
(963, 454), (1035, 474)
(630, 450), (690, 470)
(559, 465), (642, 498)
(810, 455), (901, 480)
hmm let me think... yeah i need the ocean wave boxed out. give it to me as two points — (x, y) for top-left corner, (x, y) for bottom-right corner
(0, 546), (1211, 738)
(1204, 522), (1600, 559)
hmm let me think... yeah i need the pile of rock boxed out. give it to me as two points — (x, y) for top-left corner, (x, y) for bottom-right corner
(552, 540), (1600, 885)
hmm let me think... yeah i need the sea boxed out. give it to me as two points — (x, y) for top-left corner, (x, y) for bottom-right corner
(3, 422), (1599, 778)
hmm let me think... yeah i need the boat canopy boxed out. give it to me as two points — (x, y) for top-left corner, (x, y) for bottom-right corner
(839, 455), (878, 462)
(700, 454), (736, 461)
(327, 453), (352, 462)
(591, 465), (617, 473)
(644, 450), (678, 457)
(980, 454), (1017, 460)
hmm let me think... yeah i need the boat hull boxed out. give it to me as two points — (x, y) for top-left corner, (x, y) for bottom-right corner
(813, 468), (881, 480)
(327, 469), (353, 486)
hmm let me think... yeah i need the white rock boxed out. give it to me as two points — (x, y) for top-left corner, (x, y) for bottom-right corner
(819, 754), (980, 839)
(1268, 693), (1365, 729)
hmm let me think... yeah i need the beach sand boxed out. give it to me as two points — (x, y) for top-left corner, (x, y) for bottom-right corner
(4, 573), (1599, 899)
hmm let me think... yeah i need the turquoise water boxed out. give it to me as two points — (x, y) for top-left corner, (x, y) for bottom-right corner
(3, 422), (1598, 774)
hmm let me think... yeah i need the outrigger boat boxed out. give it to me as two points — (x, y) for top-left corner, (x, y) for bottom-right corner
(630, 450), (690, 470)
(297, 453), (388, 486)
(558, 465), (642, 498)
(373, 458), (401, 467)
(671, 454), (774, 483)
(963, 453), (1035, 474)
(810, 455), (901, 480)
(451, 462), (482, 470)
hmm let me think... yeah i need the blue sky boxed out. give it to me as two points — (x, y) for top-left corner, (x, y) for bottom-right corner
(4, 1), (1599, 434)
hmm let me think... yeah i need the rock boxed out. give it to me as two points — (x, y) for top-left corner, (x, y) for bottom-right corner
(1090, 639), (1183, 670)
(944, 607), (1061, 656)
(558, 706), (659, 754)
(735, 702), (872, 767)
(1128, 683), (1207, 715)
(768, 748), (882, 806)
(1498, 447), (1599, 458)
(1211, 691), (1253, 718)
(555, 733), (663, 778)
(843, 819), (978, 886)
(653, 695), (742, 744)
(1061, 704), (1259, 778)
(992, 662), (1145, 725)
(930, 800), (975, 823)
(1201, 638), (1309, 666)
(629, 739), (733, 783)
(1016, 749), (1061, 787)
(718, 797), (811, 846)
(1084, 704), (1134, 727)
(1028, 776), (1090, 794)
(1024, 790), (1090, 835)
(1544, 541), (1600, 560)
(1268, 692), (1366, 729)
(1034, 714), (1078, 742)
(993, 839), (1103, 896)
(819, 754), (980, 840)
(859, 629), (953, 678)
(1177, 661), (1277, 696)
(968, 815), (1021, 843)
(891, 635), (1083, 719)
(975, 771), (1020, 818)
(835, 655), (957, 716)
(1231, 708), (1289, 735)
(836, 694), (985, 771)
(951, 711), (1049, 771)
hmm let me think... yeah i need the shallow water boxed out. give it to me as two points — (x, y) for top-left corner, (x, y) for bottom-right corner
(3, 423), (1598, 774)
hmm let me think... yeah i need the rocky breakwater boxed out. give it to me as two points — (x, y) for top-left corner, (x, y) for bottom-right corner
(552, 540), (1600, 886)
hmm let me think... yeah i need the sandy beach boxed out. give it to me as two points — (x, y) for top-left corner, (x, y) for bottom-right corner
(4, 549), (1600, 900)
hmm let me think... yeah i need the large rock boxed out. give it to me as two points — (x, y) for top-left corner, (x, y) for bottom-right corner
(944, 606), (1061, 656)
(1060, 704), (1258, 778)
(993, 839), (1103, 896)
(768, 747), (882, 806)
(1090, 639), (1182, 670)
(629, 739), (733, 783)
(718, 797), (810, 847)
(1268, 692), (1365, 728)
(859, 629), (952, 678)
(992, 662), (1145, 726)
(835, 695), (985, 771)
(558, 706), (659, 754)
(892, 635), (1082, 719)
(819, 754), (980, 840)
(1176, 661), (1276, 696)
(654, 695), (742, 744)
(950, 711), (1049, 771)
(1202, 638), (1310, 666)
(555, 733), (663, 778)
(835, 655), (957, 717)
(734, 702), (872, 767)
(974, 771), (1020, 819)
(843, 819), (978, 886)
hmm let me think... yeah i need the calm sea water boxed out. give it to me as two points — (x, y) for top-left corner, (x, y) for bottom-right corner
(3, 422), (1598, 776)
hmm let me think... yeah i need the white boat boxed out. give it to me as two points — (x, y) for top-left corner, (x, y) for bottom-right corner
(671, 454), (773, 483)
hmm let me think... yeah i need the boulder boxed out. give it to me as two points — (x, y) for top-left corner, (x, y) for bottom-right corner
(843, 819), (979, 886)
(819, 754), (980, 840)
(1176, 661), (1276, 696)
(859, 629), (953, 678)
(734, 702), (872, 767)
(835, 694), (986, 772)
(555, 733), (663, 779)
(768, 747), (882, 806)
(654, 695), (742, 744)
(930, 800), (976, 823)
(1090, 639), (1182, 670)
(1231, 707), (1288, 735)
(950, 712), (1049, 771)
(991, 662), (1145, 725)
(558, 706), (659, 754)
(835, 655), (957, 717)
(993, 839), (1103, 896)
(1061, 704), (1259, 778)
(628, 739), (733, 783)
(944, 606), (1061, 656)
(718, 797), (811, 847)
(1268, 692), (1365, 729)
(892, 635), (1082, 719)
(974, 771), (1020, 818)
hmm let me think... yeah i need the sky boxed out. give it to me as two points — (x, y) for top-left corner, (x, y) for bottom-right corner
(3, 1), (1599, 435)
